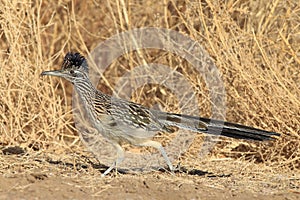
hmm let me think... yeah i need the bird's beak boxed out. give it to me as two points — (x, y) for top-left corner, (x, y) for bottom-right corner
(40, 70), (64, 77)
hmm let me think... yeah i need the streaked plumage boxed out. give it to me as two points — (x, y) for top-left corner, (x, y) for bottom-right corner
(41, 52), (280, 176)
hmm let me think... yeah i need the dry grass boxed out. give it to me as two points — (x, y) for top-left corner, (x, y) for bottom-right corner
(0, 0), (299, 182)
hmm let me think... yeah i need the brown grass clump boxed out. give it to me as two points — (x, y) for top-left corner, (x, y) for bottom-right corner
(0, 0), (299, 178)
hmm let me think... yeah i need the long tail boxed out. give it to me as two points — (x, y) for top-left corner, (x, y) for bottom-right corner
(157, 112), (280, 141)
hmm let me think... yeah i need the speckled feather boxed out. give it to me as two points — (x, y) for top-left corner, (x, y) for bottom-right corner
(41, 52), (280, 176)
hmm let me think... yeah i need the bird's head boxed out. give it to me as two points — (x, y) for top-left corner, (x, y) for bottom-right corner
(41, 52), (89, 83)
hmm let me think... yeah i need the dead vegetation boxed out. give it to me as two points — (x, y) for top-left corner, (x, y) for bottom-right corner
(0, 0), (299, 196)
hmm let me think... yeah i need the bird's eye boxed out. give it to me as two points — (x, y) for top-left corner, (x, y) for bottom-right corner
(70, 70), (75, 74)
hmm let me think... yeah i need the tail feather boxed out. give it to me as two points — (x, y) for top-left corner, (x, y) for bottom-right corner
(158, 112), (280, 141)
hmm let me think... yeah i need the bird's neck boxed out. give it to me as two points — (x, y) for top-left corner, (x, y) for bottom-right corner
(72, 77), (102, 125)
(73, 78), (97, 102)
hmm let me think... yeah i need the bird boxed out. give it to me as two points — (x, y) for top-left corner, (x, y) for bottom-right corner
(41, 52), (280, 176)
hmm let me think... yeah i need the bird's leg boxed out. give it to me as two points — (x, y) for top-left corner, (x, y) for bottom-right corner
(139, 140), (173, 172)
(101, 143), (124, 177)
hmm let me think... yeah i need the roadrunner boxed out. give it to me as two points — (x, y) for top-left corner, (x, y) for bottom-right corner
(41, 52), (280, 176)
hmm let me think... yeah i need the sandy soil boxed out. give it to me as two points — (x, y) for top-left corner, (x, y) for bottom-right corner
(1, 174), (299, 200)
(0, 153), (299, 200)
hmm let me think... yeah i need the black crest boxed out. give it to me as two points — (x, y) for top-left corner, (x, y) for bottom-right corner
(62, 52), (88, 71)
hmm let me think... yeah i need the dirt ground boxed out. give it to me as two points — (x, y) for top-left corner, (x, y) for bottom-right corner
(1, 173), (299, 200)
(0, 151), (299, 200)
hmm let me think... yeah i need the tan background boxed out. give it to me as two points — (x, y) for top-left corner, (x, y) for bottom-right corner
(0, 0), (299, 199)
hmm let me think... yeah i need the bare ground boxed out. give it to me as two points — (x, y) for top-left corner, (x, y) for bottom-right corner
(0, 151), (299, 200)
